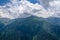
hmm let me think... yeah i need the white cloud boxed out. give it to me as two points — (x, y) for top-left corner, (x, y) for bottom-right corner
(49, 0), (60, 17)
(1, 0), (60, 19)
(39, 0), (60, 18)
(0, 0), (51, 19)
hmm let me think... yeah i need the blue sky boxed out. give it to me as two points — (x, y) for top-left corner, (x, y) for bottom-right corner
(27, 0), (39, 4)
(0, 0), (10, 6)
(0, 0), (39, 6)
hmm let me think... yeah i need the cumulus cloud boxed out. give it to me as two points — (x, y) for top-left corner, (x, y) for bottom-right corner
(39, 0), (60, 18)
(49, 0), (60, 17)
(0, 0), (52, 19)
(0, 0), (60, 19)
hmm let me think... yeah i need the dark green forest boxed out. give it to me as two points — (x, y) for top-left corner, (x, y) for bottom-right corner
(0, 16), (60, 40)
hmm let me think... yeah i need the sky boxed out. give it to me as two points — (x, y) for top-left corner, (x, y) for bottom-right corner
(0, 0), (39, 5)
(27, 0), (40, 4)
(0, 0), (60, 19)
(0, 0), (10, 6)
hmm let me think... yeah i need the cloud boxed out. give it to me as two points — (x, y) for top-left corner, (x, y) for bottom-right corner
(39, 0), (60, 18)
(49, 0), (60, 17)
(1, 0), (59, 19)
(0, 0), (48, 19)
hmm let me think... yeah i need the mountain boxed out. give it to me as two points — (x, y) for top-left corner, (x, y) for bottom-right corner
(0, 18), (15, 25)
(0, 22), (5, 38)
(45, 17), (60, 38)
(0, 22), (4, 31)
(0, 0), (60, 40)
(0, 16), (58, 40)
(46, 17), (60, 26)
